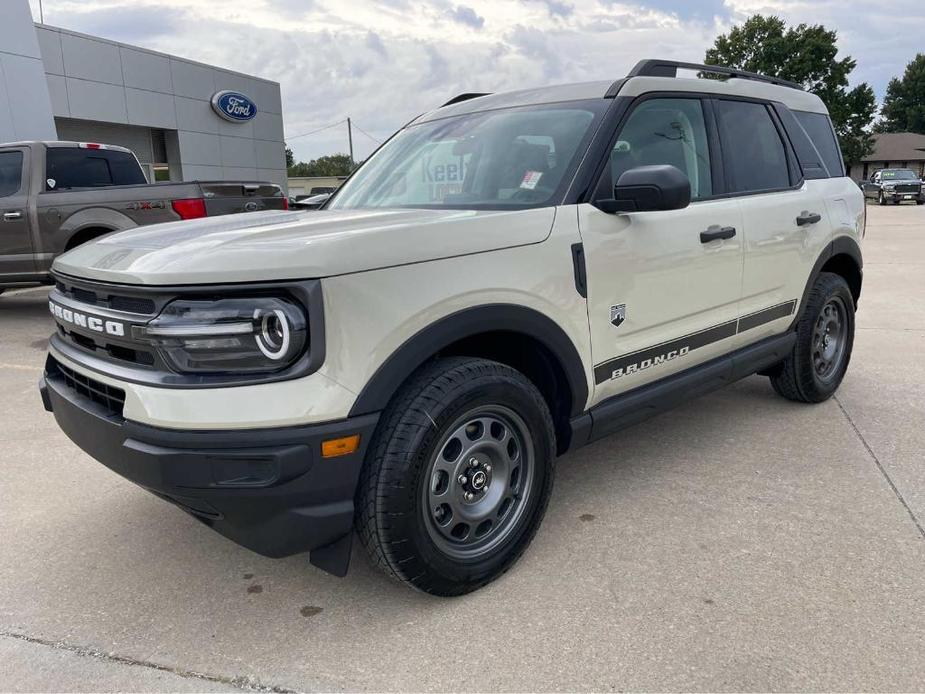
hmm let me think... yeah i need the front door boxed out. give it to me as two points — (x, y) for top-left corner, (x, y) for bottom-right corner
(578, 96), (745, 405)
(0, 149), (34, 278)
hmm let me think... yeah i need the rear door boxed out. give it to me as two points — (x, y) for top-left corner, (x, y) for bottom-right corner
(715, 98), (831, 347)
(578, 95), (745, 404)
(0, 148), (35, 278)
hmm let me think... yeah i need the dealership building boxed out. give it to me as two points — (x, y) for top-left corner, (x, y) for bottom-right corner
(0, 0), (287, 190)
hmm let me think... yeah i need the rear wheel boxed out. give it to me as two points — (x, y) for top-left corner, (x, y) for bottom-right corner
(769, 272), (855, 403)
(356, 357), (555, 596)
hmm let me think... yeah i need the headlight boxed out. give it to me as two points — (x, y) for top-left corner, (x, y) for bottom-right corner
(135, 296), (307, 374)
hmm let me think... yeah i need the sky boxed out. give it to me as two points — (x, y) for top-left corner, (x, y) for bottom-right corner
(26, 0), (925, 163)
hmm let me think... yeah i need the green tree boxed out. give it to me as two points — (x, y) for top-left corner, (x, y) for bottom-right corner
(705, 15), (877, 167)
(288, 153), (355, 177)
(285, 145), (294, 169)
(876, 54), (925, 134)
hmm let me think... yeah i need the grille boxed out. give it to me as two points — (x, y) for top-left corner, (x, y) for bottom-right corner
(109, 295), (156, 314)
(52, 359), (126, 417)
(55, 280), (157, 315)
(894, 183), (921, 194)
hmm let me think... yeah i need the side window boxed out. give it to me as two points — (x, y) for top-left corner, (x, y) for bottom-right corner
(716, 100), (790, 193)
(104, 150), (147, 186)
(0, 151), (24, 198)
(610, 98), (713, 200)
(794, 111), (844, 178)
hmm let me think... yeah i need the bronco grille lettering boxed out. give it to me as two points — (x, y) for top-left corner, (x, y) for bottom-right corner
(49, 301), (125, 337)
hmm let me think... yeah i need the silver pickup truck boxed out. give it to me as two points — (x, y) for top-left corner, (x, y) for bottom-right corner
(0, 140), (288, 292)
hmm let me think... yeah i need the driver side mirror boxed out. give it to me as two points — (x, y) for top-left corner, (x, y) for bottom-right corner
(596, 165), (692, 214)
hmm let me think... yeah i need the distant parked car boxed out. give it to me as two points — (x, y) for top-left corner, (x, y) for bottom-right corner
(860, 168), (924, 205)
(291, 192), (331, 210)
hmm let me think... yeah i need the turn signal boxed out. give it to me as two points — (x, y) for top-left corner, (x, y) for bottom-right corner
(321, 435), (360, 458)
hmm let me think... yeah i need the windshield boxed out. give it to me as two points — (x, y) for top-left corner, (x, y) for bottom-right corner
(881, 169), (917, 180)
(328, 101), (606, 211)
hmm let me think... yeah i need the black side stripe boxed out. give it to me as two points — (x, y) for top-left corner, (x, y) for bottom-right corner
(593, 300), (796, 384)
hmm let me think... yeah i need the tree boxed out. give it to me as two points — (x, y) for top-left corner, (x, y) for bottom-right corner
(288, 153), (355, 177)
(285, 145), (294, 169)
(876, 54), (925, 134)
(705, 15), (877, 166)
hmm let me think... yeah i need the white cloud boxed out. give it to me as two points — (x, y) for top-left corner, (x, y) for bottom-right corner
(29, 0), (924, 162)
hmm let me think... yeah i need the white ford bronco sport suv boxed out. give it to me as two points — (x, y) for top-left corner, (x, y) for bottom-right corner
(40, 60), (864, 596)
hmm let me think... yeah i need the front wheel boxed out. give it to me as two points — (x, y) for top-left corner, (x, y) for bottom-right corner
(356, 357), (555, 596)
(769, 272), (855, 403)
(878, 190), (887, 205)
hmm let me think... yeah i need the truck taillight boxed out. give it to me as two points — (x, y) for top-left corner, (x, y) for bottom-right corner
(171, 198), (207, 220)
(282, 197), (289, 210)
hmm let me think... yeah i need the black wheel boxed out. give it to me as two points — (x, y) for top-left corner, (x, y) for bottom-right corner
(769, 272), (855, 403)
(878, 190), (886, 205)
(917, 200), (924, 206)
(356, 357), (555, 596)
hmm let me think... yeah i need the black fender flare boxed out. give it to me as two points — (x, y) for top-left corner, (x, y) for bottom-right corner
(790, 235), (863, 329)
(347, 304), (589, 418)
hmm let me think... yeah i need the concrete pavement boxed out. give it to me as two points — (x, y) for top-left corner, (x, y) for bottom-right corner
(1, 205), (923, 692)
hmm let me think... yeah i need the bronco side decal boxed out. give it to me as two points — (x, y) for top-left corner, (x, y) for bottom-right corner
(593, 300), (797, 384)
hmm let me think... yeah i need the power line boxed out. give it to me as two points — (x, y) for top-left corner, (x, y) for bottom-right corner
(286, 119), (347, 140)
(351, 122), (383, 144)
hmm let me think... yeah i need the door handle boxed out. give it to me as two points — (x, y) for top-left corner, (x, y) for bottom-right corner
(700, 225), (736, 243)
(796, 211), (822, 227)
(2, 211), (23, 221)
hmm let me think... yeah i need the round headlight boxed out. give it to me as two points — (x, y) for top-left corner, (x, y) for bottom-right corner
(255, 308), (291, 360)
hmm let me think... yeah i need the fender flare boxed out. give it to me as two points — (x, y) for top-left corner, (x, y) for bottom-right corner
(347, 304), (589, 418)
(56, 208), (137, 252)
(790, 235), (863, 330)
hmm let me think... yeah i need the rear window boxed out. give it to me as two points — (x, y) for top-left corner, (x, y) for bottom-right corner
(716, 100), (791, 193)
(794, 111), (844, 178)
(45, 148), (147, 190)
(0, 151), (24, 197)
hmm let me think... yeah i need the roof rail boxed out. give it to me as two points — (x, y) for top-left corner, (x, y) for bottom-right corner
(623, 59), (804, 91)
(441, 92), (491, 108)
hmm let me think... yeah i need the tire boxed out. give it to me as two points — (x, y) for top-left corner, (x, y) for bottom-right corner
(917, 200), (924, 206)
(769, 272), (855, 403)
(356, 357), (556, 596)
(878, 190), (886, 205)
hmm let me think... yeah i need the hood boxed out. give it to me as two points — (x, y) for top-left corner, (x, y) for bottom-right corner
(52, 207), (556, 285)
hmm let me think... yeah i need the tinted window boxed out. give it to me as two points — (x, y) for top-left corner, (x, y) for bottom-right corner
(716, 100), (790, 193)
(0, 151), (24, 197)
(610, 98), (713, 200)
(45, 148), (146, 190)
(794, 111), (843, 177)
(329, 101), (605, 210)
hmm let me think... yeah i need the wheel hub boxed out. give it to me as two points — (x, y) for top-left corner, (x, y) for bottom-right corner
(423, 407), (533, 559)
(812, 297), (848, 381)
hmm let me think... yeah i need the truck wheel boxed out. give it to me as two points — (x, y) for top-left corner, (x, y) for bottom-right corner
(878, 190), (886, 205)
(356, 357), (555, 596)
(769, 272), (855, 403)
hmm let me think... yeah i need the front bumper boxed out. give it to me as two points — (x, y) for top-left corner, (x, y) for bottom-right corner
(883, 189), (924, 202)
(40, 358), (379, 576)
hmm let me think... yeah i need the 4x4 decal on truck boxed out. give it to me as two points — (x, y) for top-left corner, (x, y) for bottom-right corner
(594, 300), (797, 383)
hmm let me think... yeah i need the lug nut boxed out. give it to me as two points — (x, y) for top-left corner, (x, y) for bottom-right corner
(469, 457), (479, 466)
(484, 464), (491, 473)
(465, 492), (474, 502)
(458, 475), (467, 485)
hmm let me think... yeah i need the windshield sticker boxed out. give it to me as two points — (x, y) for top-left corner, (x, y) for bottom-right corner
(520, 171), (543, 190)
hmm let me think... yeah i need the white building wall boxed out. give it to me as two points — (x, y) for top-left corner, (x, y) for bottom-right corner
(34, 24), (287, 190)
(0, 0), (56, 142)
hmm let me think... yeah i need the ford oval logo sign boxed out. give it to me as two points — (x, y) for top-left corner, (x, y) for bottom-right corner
(211, 90), (257, 123)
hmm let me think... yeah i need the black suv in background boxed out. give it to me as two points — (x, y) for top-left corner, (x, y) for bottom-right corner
(861, 168), (924, 205)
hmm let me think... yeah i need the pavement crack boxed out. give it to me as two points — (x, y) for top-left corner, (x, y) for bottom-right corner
(0, 630), (300, 693)
(835, 395), (925, 541)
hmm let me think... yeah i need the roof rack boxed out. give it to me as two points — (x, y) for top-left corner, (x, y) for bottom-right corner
(441, 92), (492, 108)
(621, 59), (804, 92)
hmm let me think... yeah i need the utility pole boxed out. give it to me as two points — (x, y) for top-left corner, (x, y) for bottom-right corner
(347, 117), (354, 166)
(38, 0), (45, 23)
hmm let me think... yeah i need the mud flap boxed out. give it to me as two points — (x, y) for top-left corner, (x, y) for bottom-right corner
(309, 532), (353, 577)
